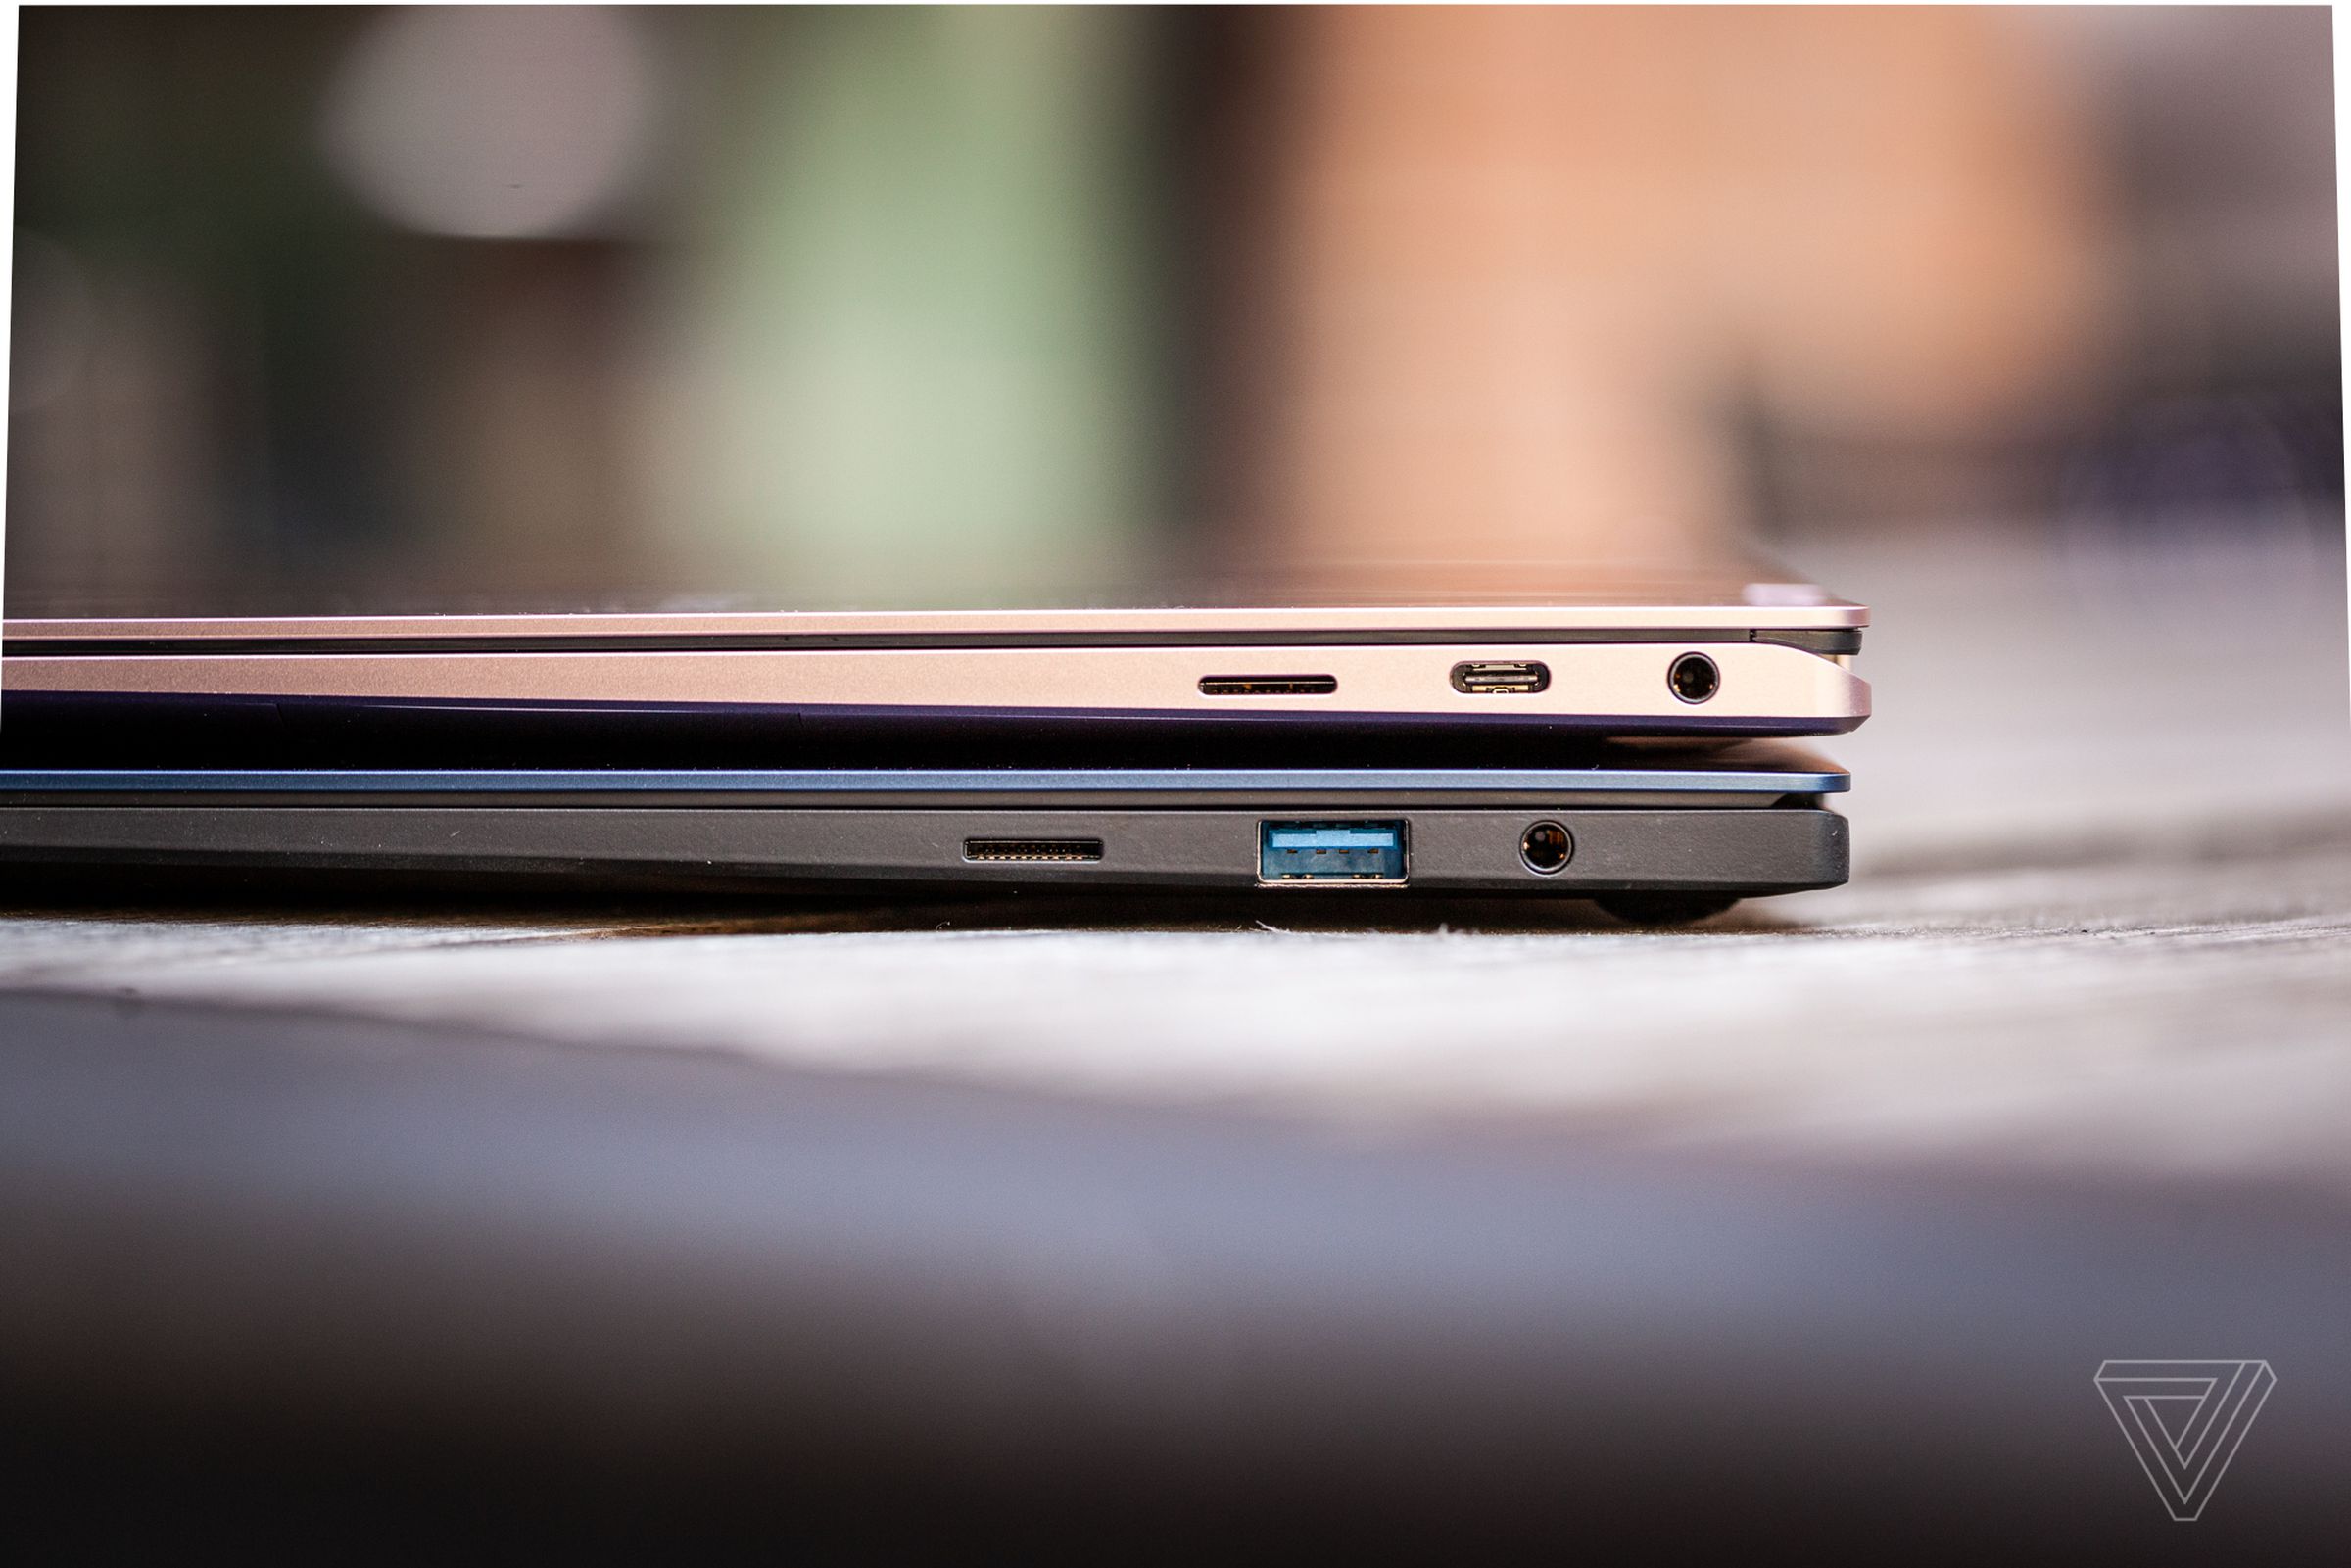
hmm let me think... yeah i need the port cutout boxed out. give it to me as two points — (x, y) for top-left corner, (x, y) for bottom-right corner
(964, 838), (1104, 863)
(1519, 821), (1573, 874)
(1452, 660), (1551, 695)
(1200, 675), (1338, 696)
(1668, 652), (1720, 704)
(1259, 821), (1407, 885)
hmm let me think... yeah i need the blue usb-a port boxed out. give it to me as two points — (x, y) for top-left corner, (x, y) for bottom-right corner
(1259, 821), (1408, 884)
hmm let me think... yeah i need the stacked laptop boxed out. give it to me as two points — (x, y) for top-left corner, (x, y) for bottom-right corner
(0, 558), (1867, 923)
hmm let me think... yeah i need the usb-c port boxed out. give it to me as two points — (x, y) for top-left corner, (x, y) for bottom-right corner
(1451, 660), (1551, 694)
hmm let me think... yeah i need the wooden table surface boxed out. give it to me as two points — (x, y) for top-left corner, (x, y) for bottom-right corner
(3, 529), (2346, 1552)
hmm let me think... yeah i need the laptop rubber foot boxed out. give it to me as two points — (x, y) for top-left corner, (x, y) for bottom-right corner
(1593, 892), (1743, 927)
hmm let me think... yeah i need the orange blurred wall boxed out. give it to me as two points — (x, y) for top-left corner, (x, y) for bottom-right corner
(1246, 6), (2118, 568)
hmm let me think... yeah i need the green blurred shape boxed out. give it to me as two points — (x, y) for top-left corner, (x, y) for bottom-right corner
(679, 6), (1166, 604)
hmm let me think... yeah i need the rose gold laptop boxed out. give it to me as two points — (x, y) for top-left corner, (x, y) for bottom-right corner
(1, 556), (1867, 737)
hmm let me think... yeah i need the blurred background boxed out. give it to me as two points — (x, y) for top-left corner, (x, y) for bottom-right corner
(6, 4), (2340, 615)
(8, 3), (2346, 847)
